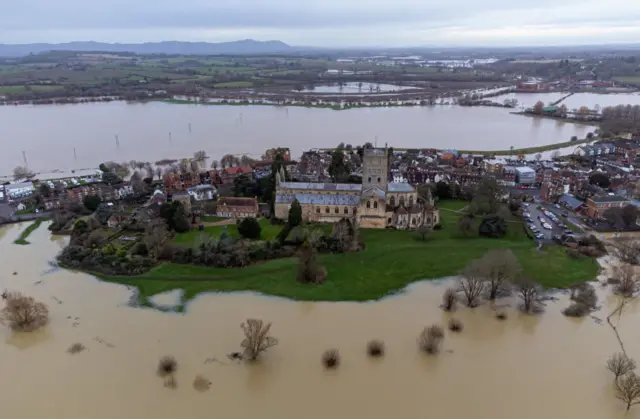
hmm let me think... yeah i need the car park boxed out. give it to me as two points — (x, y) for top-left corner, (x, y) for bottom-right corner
(535, 233), (545, 239)
(542, 223), (552, 230)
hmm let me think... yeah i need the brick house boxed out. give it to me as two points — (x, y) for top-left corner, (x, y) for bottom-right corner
(221, 166), (253, 184)
(216, 197), (259, 219)
(586, 194), (632, 218)
(264, 147), (291, 161)
(163, 172), (200, 191)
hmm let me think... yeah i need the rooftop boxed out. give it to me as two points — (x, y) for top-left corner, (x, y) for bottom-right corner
(279, 182), (362, 192)
(276, 192), (360, 206)
(589, 194), (631, 203)
(387, 183), (415, 193)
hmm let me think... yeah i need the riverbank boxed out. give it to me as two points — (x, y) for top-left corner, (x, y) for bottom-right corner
(98, 202), (598, 308)
(158, 98), (447, 111)
(510, 111), (601, 127)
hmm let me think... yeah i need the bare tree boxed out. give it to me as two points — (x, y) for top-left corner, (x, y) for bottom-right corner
(210, 160), (219, 170)
(459, 260), (485, 307)
(367, 340), (385, 357)
(416, 225), (432, 241)
(478, 249), (520, 300)
(616, 373), (640, 411)
(607, 353), (637, 379)
(0, 292), (49, 332)
(613, 239), (640, 265)
(516, 277), (543, 313)
(442, 288), (457, 311)
(144, 219), (169, 256)
(193, 150), (208, 168)
(179, 159), (190, 173)
(614, 264), (639, 297)
(240, 319), (278, 361)
(322, 349), (340, 368)
(418, 324), (445, 354)
(13, 165), (34, 180)
(155, 167), (163, 180)
(564, 283), (598, 317)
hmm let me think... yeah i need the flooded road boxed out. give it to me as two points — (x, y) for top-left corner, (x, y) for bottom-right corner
(0, 222), (638, 419)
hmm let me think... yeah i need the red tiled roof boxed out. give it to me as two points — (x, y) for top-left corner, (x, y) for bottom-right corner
(224, 166), (253, 175)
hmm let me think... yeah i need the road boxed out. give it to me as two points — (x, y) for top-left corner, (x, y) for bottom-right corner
(535, 200), (589, 234)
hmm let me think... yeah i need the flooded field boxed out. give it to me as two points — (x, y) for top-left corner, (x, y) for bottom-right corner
(300, 82), (412, 93)
(1, 222), (639, 419)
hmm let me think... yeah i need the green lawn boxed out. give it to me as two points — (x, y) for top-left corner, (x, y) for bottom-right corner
(100, 205), (599, 306)
(200, 216), (227, 223)
(613, 76), (640, 86)
(213, 81), (253, 88)
(0, 85), (63, 94)
(174, 218), (281, 245)
(14, 218), (47, 245)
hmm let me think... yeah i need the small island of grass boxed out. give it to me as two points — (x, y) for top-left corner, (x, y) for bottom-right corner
(14, 218), (47, 245)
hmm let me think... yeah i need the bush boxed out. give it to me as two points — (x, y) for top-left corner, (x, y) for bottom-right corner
(237, 217), (261, 240)
(448, 318), (463, 332)
(131, 242), (148, 256)
(433, 223), (442, 230)
(157, 356), (178, 377)
(83, 195), (101, 212)
(418, 326), (444, 355)
(442, 288), (457, 311)
(563, 302), (590, 317)
(479, 214), (507, 238)
(322, 349), (340, 368)
(495, 311), (507, 320)
(566, 248), (584, 259)
(288, 199), (302, 227)
(367, 340), (385, 357)
(0, 292), (49, 332)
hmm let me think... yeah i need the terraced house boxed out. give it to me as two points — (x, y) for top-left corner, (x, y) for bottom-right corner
(275, 147), (440, 229)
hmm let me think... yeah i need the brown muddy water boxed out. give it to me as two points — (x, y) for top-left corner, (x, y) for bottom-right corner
(0, 222), (638, 419)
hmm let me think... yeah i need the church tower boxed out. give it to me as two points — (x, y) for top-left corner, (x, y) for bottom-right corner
(362, 146), (388, 191)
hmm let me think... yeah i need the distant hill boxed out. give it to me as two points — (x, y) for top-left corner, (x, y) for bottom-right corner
(0, 40), (293, 57)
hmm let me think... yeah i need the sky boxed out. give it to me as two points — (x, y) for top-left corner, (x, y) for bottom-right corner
(2, 0), (640, 47)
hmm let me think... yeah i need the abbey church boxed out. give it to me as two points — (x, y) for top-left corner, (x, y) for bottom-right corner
(274, 147), (440, 229)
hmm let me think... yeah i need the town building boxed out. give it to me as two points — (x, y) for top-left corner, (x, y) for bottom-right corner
(221, 166), (253, 184)
(264, 147), (291, 161)
(4, 182), (35, 199)
(186, 184), (217, 201)
(274, 148), (440, 229)
(216, 197), (259, 219)
(514, 166), (536, 185)
(586, 194), (632, 218)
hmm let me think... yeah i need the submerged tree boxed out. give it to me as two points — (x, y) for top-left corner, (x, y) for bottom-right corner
(0, 292), (49, 332)
(477, 249), (520, 300)
(616, 373), (640, 411)
(459, 260), (485, 307)
(322, 349), (341, 369)
(367, 340), (385, 357)
(442, 288), (457, 311)
(418, 324), (445, 355)
(563, 283), (598, 317)
(516, 277), (543, 314)
(240, 319), (279, 361)
(607, 353), (637, 380)
(614, 264), (639, 297)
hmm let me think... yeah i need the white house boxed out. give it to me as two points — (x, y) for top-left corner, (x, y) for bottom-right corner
(187, 184), (217, 201)
(5, 182), (35, 199)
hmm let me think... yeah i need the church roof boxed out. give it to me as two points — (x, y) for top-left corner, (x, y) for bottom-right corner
(362, 186), (386, 199)
(275, 192), (360, 206)
(388, 183), (415, 193)
(279, 182), (362, 192)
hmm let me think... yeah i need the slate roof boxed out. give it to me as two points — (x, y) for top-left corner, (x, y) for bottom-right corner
(558, 194), (584, 210)
(279, 182), (362, 192)
(362, 186), (386, 199)
(275, 192), (360, 206)
(387, 183), (414, 193)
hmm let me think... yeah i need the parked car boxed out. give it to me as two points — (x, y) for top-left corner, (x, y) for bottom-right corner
(564, 229), (574, 235)
(535, 233), (545, 239)
(555, 204), (561, 209)
(542, 223), (552, 230)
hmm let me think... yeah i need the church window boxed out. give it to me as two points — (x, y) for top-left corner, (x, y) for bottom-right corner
(390, 196), (395, 206)
(412, 217), (416, 225)
(353, 208), (357, 214)
(344, 207), (349, 214)
(316, 207), (320, 214)
(368, 177), (371, 183)
(400, 196), (405, 206)
(387, 217), (392, 224)
(367, 201), (371, 209)
(409, 196), (414, 206)
(335, 207), (339, 214)
(377, 177), (381, 183)
(325, 207), (330, 214)
(427, 218), (431, 224)
(373, 201), (378, 209)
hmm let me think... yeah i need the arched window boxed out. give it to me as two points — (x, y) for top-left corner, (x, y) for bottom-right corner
(373, 201), (378, 209)
(390, 196), (395, 206)
(367, 201), (371, 209)
(368, 177), (371, 183)
(344, 207), (349, 214)
(412, 217), (416, 225)
(316, 207), (320, 213)
(325, 207), (330, 213)
(377, 177), (381, 183)
(335, 207), (339, 214)
(353, 208), (357, 214)
(400, 196), (405, 206)
(409, 196), (414, 206)
(387, 217), (392, 224)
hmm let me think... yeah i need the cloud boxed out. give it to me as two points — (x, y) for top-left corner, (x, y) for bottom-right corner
(1, 0), (640, 45)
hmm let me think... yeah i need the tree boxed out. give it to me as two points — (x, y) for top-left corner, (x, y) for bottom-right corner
(144, 219), (169, 256)
(328, 149), (350, 181)
(193, 150), (207, 168)
(589, 172), (610, 188)
(288, 199), (302, 227)
(616, 373), (640, 411)
(434, 181), (451, 200)
(297, 241), (327, 284)
(172, 203), (190, 233)
(516, 277), (542, 313)
(155, 167), (163, 180)
(102, 171), (122, 185)
(535, 153), (542, 162)
(478, 214), (507, 238)
(477, 249), (520, 300)
(468, 176), (505, 216)
(416, 225), (432, 241)
(459, 261), (485, 307)
(458, 215), (475, 237)
(130, 171), (145, 193)
(418, 324), (445, 354)
(607, 353), (637, 379)
(551, 150), (561, 160)
(210, 160), (219, 170)
(237, 217), (261, 240)
(442, 288), (457, 311)
(240, 319), (278, 361)
(83, 195), (101, 212)
(533, 101), (544, 114)
(39, 183), (51, 198)
(0, 292), (49, 332)
(612, 239), (640, 265)
(614, 264), (639, 297)
(13, 165), (34, 180)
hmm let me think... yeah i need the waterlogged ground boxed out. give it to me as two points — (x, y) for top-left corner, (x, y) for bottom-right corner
(1, 222), (639, 419)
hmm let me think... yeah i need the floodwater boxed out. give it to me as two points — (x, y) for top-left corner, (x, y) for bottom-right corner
(300, 82), (411, 93)
(1, 222), (640, 419)
(496, 92), (640, 109)
(0, 101), (593, 172)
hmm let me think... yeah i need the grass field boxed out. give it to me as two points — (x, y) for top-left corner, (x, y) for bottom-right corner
(613, 76), (640, 86)
(200, 216), (227, 223)
(0, 85), (63, 94)
(14, 218), (47, 245)
(213, 81), (254, 88)
(100, 203), (599, 305)
(174, 218), (281, 245)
